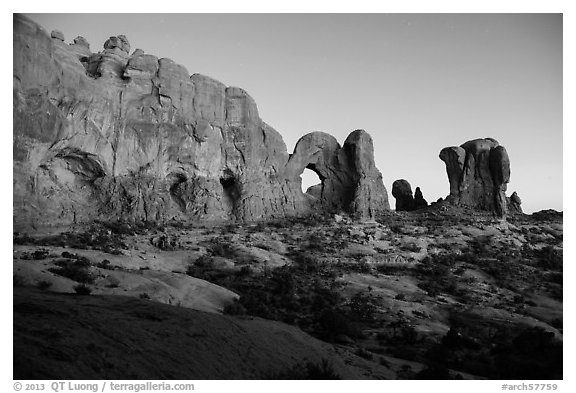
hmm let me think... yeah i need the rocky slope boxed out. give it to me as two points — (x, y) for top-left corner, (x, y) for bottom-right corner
(14, 207), (562, 379)
(14, 288), (396, 379)
(13, 14), (389, 230)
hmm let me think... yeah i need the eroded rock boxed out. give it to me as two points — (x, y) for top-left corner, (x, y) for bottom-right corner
(392, 180), (414, 212)
(439, 137), (516, 217)
(414, 187), (428, 210)
(12, 14), (390, 229)
(50, 30), (64, 41)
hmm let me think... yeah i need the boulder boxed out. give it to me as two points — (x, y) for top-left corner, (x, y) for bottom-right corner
(73, 36), (90, 48)
(50, 30), (64, 41)
(104, 35), (130, 54)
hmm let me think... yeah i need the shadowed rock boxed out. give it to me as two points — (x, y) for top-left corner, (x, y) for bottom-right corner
(392, 180), (414, 211)
(414, 187), (428, 210)
(508, 191), (523, 214)
(439, 137), (516, 217)
(12, 14), (390, 228)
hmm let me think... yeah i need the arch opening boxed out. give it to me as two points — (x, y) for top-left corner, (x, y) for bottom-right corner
(301, 167), (323, 196)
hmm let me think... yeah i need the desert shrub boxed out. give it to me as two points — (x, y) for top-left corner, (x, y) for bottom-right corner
(395, 293), (406, 301)
(491, 327), (562, 379)
(315, 308), (360, 341)
(400, 243), (421, 253)
(13, 232), (35, 245)
(550, 318), (562, 329)
(270, 267), (297, 297)
(268, 359), (340, 380)
(310, 281), (341, 313)
(306, 233), (329, 252)
(441, 327), (462, 348)
(400, 325), (419, 344)
(355, 347), (374, 360)
(292, 252), (321, 273)
(73, 256), (92, 267)
(355, 259), (372, 274)
(348, 292), (378, 322)
(223, 300), (247, 316)
(192, 255), (214, 268)
(23, 227), (128, 254)
(48, 260), (94, 284)
(546, 272), (562, 284)
(13, 275), (26, 287)
(415, 365), (455, 380)
(536, 246), (562, 271)
(32, 249), (49, 260)
(73, 284), (92, 295)
(236, 265), (252, 277)
(36, 280), (52, 291)
(149, 234), (180, 250)
(376, 264), (410, 275)
(97, 259), (114, 270)
(210, 243), (229, 257)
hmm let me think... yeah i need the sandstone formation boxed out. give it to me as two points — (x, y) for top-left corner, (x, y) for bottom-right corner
(392, 179), (414, 211)
(508, 191), (523, 214)
(413, 187), (428, 210)
(391, 180), (428, 212)
(50, 30), (64, 41)
(13, 15), (390, 229)
(439, 138), (514, 216)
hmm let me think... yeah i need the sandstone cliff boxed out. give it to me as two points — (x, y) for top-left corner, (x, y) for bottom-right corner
(13, 15), (390, 229)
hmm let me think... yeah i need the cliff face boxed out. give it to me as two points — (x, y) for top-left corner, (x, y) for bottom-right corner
(13, 14), (389, 229)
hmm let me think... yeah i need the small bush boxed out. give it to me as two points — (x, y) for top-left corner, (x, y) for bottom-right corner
(73, 284), (92, 295)
(349, 292), (378, 322)
(395, 293), (406, 301)
(268, 359), (341, 380)
(415, 365), (454, 380)
(32, 249), (49, 260)
(97, 259), (113, 270)
(316, 308), (360, 341)
(13, 275), (26, 287)
(400, 243), (421, 253)
(223, 300), (246, 316)
(36, 280), (53, 291)
(536, 246), (562, 271)
(355, 347), (374, 360)
(48, 263), (94, 284)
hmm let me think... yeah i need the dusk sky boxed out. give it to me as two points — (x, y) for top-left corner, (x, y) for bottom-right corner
(25, 13), (563, 213)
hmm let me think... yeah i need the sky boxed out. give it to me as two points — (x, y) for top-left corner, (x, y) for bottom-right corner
(24, 13), (563, 213)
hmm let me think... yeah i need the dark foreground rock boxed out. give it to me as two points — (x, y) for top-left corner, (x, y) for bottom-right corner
(13, 288), (392, 379)
(13, 14), (389, 229)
